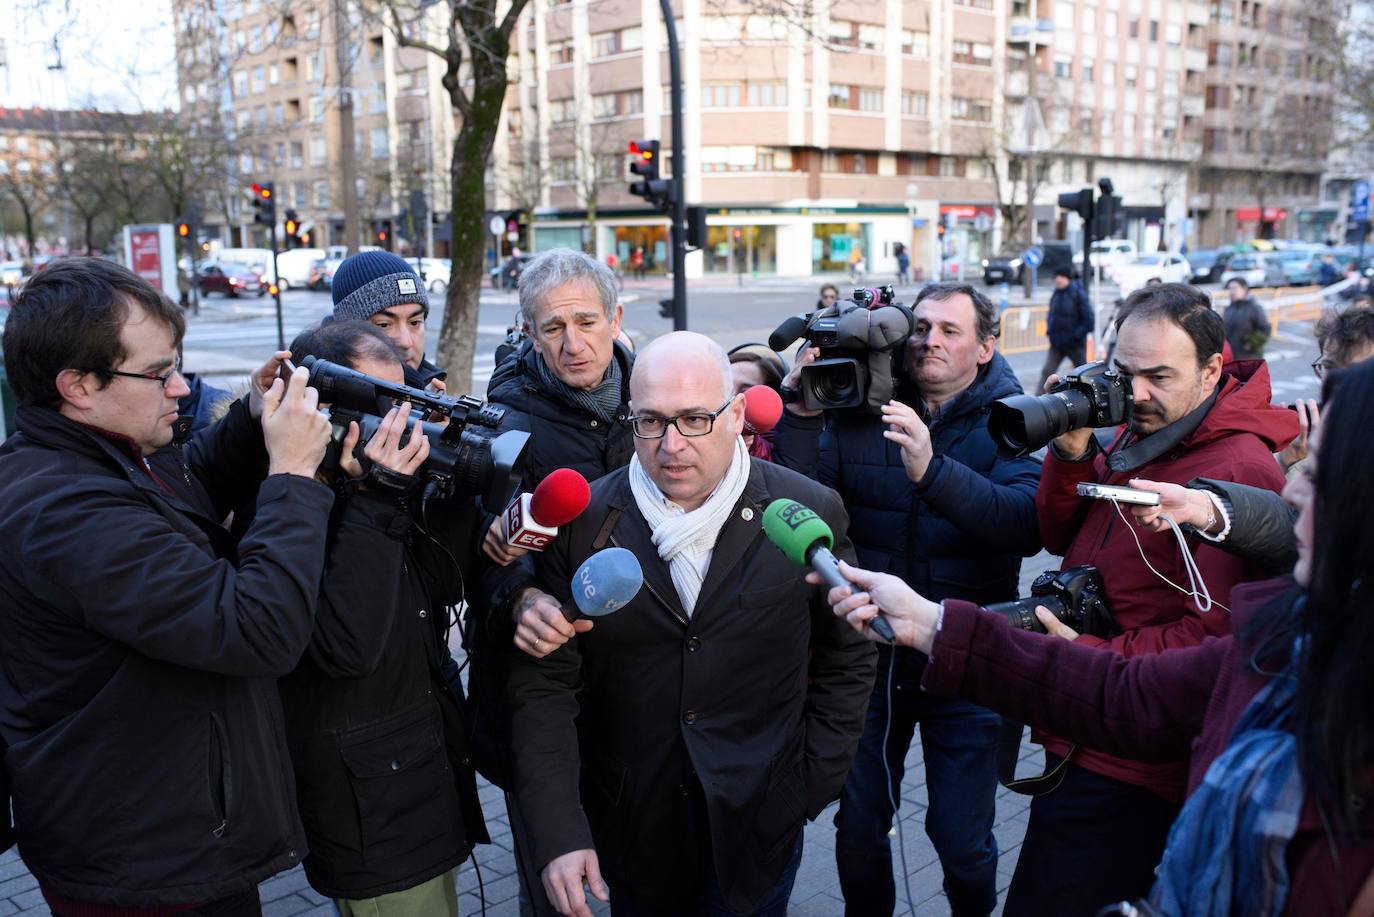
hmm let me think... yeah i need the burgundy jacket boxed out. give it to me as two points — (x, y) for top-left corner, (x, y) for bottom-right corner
(1035, 359), (1298, 799)
(924, 579), (1374, 914)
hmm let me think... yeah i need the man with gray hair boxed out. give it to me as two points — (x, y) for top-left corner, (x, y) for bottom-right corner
(507, 331), (875, 916)
(469, 248), (637, 915)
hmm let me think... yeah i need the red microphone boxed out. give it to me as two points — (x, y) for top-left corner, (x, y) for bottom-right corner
(504, 468), (592, 551)
(743, 385), (784, 436)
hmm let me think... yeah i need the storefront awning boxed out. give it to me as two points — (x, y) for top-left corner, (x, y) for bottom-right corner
(1234, 207), (1288, 222)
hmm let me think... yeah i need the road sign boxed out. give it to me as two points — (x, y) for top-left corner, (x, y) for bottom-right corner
(974, 213), (993, 233)
(1022, 247), (1043, 268)
(1352, 181), (1371, 224)
(488, 215), (505, 235)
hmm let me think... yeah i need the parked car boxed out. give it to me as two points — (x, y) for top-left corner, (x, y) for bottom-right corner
(1185, 249), (1233, 284)
(1219, 253), (1286, 289)
(1090, 239), (1137, 273)
(1113, 252), (1192, 296)
(419, 257), (451, 294)
(198, 261), (265, 297)
(981, 242), (1078, 285)
(212, 248), (275, 284)
(1275, 248), (1321, 286)
(307, 257), (344, 291)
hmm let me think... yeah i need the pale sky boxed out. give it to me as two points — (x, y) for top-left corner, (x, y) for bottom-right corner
(2, 0), (179, 112)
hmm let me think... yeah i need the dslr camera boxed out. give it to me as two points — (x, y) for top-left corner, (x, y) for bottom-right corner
(984, 566), (1117, 638)
(987, 361), (1132, 457)
(300, 356), (530, 511)
(769, 286), (915, 413)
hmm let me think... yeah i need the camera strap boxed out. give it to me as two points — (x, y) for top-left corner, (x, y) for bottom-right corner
(1105, 388), (1219, 474)
(996, 720), (1076, 795)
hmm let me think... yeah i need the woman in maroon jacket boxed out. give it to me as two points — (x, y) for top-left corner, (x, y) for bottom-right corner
(815, 358), (1374, 915)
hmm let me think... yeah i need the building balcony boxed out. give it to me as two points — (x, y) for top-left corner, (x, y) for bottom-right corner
(1006, 71), (1028, 97)
(1185, 48), (1208, 71)
(1008, 16), (1054, 46)
(1182, 95), (1205, 117)
(1187, 2), (1209, 26)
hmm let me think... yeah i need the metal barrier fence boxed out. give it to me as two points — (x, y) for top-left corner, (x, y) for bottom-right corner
(998, 282), (1348, 357)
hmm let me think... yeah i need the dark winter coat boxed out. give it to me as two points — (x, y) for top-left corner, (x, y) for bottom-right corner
(1192, 477), (1297, 575)
(471, 338), (637, 788)
(1047, 280), (1095, 351)
(924, 579), (1374, 916)
(507, 460), (875, 914)
(277, 487), (489, 899)
(1224, 296), (1271, 360)
(1035, 359), (1299, 799)
(0, 401), (333, 906)
(773, 352), (1042, 607)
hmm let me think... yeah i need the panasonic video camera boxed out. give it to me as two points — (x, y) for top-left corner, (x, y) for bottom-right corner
(987, 361), (1132, 457)
(984, 566), (1117, 638)
(769, 286), (915, 414)
(300, 355), (530, 511)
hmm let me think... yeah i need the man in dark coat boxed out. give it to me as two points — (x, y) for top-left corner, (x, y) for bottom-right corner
(1223, 277), (1271, 360)
(773, 282), (1042, 916)
(1038, 267), (1096, 393)
(276, 319), (490, 915)
(506, 333), (876, 916)
(475, 248), (636, 915)
(0, 258), (334, 912)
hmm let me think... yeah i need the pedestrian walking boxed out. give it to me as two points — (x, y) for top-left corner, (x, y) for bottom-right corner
(1038, 267), (1095, 393)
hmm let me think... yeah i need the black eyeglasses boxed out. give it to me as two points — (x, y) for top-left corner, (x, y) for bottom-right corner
(629, 395), (738, 439)
(1312, 357), (1334, 380)
(105, 355), (184, 390)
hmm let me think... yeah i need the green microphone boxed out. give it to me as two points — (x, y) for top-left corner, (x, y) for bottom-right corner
(761, 498), (895, 642)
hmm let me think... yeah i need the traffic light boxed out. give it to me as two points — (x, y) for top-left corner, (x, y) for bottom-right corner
(177, 222), (190, 239)
(629, 139), (671, 212)
(1057, 188), (1094, 225)
(284, 208), (300, 243)
(250, 182), (276, 226)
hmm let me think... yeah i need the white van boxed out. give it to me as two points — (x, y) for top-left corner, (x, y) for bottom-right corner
(273, 248), (326, 289)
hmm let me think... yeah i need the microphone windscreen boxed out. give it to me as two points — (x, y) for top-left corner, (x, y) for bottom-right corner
(743, 385), (783, 435)
(761, 498), (834, 566)
(768, 314), (809, 352)
(529, 468), (592, 527)
(570, 547), (644, 617)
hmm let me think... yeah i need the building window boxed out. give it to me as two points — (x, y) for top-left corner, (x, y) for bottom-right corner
(821, 150), (840, 171)
(827, 19), (857, 47)
(951, 97), (992, 122)
(901, 91), (928, 116)
(1104, 11), (1118, 35)
(1149, 19), (1159, 40)
(857, 24), (884, 50)
(746, 82), (787, 106)
(901, 30), (929, 56)
(701, 82), (742, 108)
(1082, 60), (1095, 81)
(1055, 55), (1072, 78)
(268, 63), (279, 85)
(371, 128), (388, 159)
(314, 180), (330, 208)
(953, 0), (994, 9)
(291, 141), (304, 168)
(550, 157), (576, 182)
(307, 53), (321, 81)
(858, 88), (883, 111)
(251, 66), (265, 93)
(1166, 23), (1182, 45)
(548, 40), (573, 65)
(255, 106), (268, 130)
(233, 70), (247, 97)
(593, 89), (644, 118)
(828, 84), (853, 108)
(595, 154), (623, 180)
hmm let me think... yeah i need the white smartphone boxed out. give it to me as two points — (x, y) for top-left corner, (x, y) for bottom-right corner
(1076, 482), (1162, 506)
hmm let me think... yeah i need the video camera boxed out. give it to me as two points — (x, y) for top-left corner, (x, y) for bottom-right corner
(984, 566), (1117, 638)
(768, 286), (914, 414)
(987, 361), (1132, 456)
(300, 355), (530, 511)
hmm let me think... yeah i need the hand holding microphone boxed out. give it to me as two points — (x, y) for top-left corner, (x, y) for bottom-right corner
(514, 548), (644, 658)
(761, 498), (896, 642)
(483, 468), (592, 566)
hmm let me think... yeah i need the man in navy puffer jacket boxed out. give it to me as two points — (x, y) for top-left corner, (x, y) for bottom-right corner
(773, 282), (1042, 916)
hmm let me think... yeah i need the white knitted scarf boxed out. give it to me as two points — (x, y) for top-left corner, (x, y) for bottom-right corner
(628, 437), (751, 616)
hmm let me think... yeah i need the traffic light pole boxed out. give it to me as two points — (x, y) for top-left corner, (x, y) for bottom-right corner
(270, 220), (284, 351)
(662, 0), (687, 331)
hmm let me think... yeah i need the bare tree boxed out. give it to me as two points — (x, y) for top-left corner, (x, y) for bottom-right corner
(0, 166), (50, 256)
(380, 0), (532, 391)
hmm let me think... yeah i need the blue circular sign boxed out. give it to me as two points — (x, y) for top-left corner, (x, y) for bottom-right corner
(1022, 247), (1043, 268)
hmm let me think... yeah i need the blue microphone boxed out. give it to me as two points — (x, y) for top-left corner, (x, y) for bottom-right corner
(561, 547), (644, 622)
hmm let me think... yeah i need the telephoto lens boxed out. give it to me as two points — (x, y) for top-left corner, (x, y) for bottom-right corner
(987, 362), (1132, 456)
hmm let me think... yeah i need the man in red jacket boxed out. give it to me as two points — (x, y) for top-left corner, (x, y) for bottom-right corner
(1006, 282), (1298, 916)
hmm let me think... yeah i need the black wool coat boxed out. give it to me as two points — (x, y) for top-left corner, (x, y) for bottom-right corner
(507, 459), (876, 914)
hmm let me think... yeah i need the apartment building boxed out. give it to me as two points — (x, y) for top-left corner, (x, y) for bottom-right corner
(1193, 0), (1336, 245)
(1002, 0), (1208, 254)
(498, 0), (1005, 278)
(174, 0), (454, 253)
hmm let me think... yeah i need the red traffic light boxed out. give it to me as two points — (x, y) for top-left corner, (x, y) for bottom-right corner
(377, 230), (387, 242)
(251, 182), (261, 194)
(628, 140), (655, 160)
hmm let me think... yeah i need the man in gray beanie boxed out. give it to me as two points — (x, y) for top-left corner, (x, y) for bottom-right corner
(332, 250), (447, 391)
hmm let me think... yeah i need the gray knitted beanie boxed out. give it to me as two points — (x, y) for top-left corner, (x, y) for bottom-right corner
(331, 250), (429, 320)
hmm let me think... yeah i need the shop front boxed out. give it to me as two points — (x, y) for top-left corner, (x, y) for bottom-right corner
(703, 224), (778, 276)
(812, 222), (873, 274)
(612, 225), (670, 275)
(938, 205), (995, 281)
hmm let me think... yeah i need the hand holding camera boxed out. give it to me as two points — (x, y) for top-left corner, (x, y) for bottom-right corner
(987, 362), (1132, 458)
(338, 402), (431, 490)
(261, 367), (333, 478)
